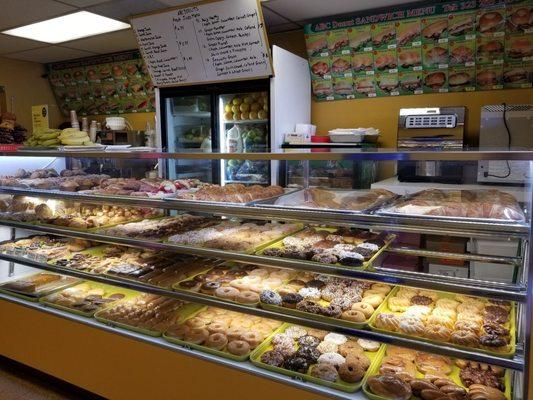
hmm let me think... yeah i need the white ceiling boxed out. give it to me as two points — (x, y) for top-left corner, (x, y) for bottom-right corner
(0, 0), (419, 63)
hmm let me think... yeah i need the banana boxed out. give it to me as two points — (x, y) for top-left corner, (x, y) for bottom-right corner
(40, 138), (61, 146)
(61, 138), (86, 145)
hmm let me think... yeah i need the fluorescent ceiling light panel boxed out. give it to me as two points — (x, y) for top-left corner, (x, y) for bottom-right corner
(2, 11), (130, 44)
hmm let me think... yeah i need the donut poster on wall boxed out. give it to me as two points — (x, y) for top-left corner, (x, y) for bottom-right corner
(304, 0), (533, 101)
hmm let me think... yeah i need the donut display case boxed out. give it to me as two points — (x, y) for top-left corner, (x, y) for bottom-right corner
(0, 148), (531, 400)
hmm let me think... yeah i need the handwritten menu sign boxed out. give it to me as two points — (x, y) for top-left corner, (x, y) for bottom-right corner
(131, 0), (272, 86)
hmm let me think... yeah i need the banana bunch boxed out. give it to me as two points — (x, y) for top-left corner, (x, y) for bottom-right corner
(58, 128), (94, 146)
(25, 128), (61, 147)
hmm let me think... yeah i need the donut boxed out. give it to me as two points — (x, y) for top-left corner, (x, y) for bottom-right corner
(296, 346), (321, 363)
(341, 309), (366, 322)
(324, 332), (347, 345)
(298, 287), (321, 300)
(281, 293), (303, 308)
(320, 305), (343, 318)
(364, 289), (387, 298)
(269, 270), (292, 280)
(241, 332), (262, 349)
(283, 356), (309, 373)
(272, 333), (293, 347)
(184, 327), (209, 344)
(263, 277), (283, 289)
(388, 297), (411, 312)
(306, 328), (328, 340)
(248, 268), (270, 277)
(361, 294), (384, 308)
(241, 275), (261, 284)
(338, 361), (365, 383)
(205, 333), (228, 350)
(357, 339), (380, 352)
(200, 281), (220, 295)
(296, 299), (322, 314)
(338, 340), (364, 357)
(206, 322), (229, 334)
(317, 352), (346, 367)
(317, 341), (338, 354)
(214, 286), (239, 300)
(285, 325), (307, 339)
(185, 317), (208, 329)
(298, 335), (321, 348)
(451, 330), (479, 347)
(311, 363), (339, 382)
(306, 279), (326, 289)
(178, 280), (200, 291)
(226, 327), (246, 341)
(371, 283), (392, 294)
(231, 317), (253, 328)
(330, 296), (353, 311)
(229, 279), (250, 291)
(234, 290), (259, 304)
(259, 290), (282, 305)
(227, 340), (251, 356)
(351, 302), (374, 318)
(277, 285), (298, 296)
(166, 324), (189, 339)
(260, 349), (285, 367)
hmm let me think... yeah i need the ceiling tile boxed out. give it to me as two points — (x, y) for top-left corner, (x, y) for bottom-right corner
(268, 22), (301, 34)
(87, 0), (168, 22)
(264, 0), (417, 22)
(0, 0), (76, 31)
(261, 5), (292, 26)
(0, 34), (46, 55)
(59, 0), (113, 6)
(62, 29), (138, 53)
(4, 46), (96, 63)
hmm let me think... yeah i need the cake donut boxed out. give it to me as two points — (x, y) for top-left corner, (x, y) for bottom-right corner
(205, 333), (228, 350)
(227, 340), (251, 356)
(311, 363), (339, 382)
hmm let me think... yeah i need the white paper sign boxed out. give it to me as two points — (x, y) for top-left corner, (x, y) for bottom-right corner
(131, 0), (272, 86)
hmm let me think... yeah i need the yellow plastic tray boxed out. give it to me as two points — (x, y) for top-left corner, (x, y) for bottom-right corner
(256, 227), (394, 271)
(0, 274), (80, 302)
(368, 286), (516, 358)
(250, 323), (384, 393)
(260, 286), (395, 329)
(362, 344), (511, 400)
(94, 297), (203, 337)
(163, 316), (285, 362)
(39, 281), (138, 318)
(47, 245), (110, 274)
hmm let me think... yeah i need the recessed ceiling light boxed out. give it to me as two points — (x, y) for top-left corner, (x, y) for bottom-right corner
(2, 11), (130, 44)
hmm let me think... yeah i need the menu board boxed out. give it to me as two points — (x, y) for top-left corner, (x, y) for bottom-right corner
(130, 0), (272, 86)
(304, 0), (533, 101)
(47, 51), (155, 116)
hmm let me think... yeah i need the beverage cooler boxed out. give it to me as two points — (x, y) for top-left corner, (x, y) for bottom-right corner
(157, 46), (311, 185)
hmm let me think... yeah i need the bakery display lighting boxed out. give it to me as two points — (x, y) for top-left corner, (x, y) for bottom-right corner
(2, 11), (130, 44)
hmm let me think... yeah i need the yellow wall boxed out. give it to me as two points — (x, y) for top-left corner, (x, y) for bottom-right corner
(0, 57), (64, 130)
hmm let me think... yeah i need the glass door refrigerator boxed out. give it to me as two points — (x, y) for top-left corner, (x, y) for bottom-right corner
(157, 46), (311, 185)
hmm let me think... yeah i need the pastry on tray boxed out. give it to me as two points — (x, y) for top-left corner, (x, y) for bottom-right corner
(373, 287), (514, 354)
(382, 189), (525, 222)
(0, 235), (91, 260)
(176, 184), (284, 203)
(259, 271), (391, 323)
(168, 221), (301, 252)
(0, 272), (78, 296)
(262, 227), (391, 267)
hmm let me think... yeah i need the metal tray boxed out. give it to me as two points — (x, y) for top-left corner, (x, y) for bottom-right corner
(256, 227), (395, 271)
(39, 281), (137, 317)
(94, 299), (203, 338)
(260, 285), (395, 329)
(162, 314), (285, 362)
(368, 286), (517, 358)
(250, 323), (384, 393)
(0, 273), (80, 302)
(164, 187), (301, 207)
(254, 188), (397, 215)
(362, 344), (512, 400)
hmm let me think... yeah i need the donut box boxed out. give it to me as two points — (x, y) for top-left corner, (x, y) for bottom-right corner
(0, 272), (80, 302)
(173, 263), (296, 307)
(163, 306), (284, 361)
(259, 271), (394, 329)
(39, 281), (137, 318)
(363, 344), (511, 400)
(368, 286), (516, 357)
(257, 226), (395, 270)
(94, 293), (202, 337)
(250, 323), (383, 393)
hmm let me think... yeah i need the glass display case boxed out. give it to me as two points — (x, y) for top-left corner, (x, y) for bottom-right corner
(0, 148), (530, 400)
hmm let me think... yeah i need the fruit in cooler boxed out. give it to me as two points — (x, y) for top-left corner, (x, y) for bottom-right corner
(258, 110), (268, 119)
(240, 103), (250, 112)
(223, 93), (268, 121)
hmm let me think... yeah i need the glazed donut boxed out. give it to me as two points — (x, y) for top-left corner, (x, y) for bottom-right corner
(214, 286), (239, 300)
(317, 352), (346, 367)
(388, 296), (411, 312)
(277, 285), (298, 297)
(338, 340), (364, 357)
(226, 327), (246, 341)
(269, 270), (292, 280)
(263, 277), (283, 288)
(375, 313), (401, 331)
(341, 309), (366, 322)
(364, 289), (387, 298)
(231, 317), (253, 329)
(324, 332), (348, 345)
(362, 294), (384, 308)
(206, 322), (229, 334)
(205, 333), (228, 350)
(227, 340), (251, 356)
(317, 341), (338, 354)
(311, 363), (339, 382)
(185, 316), (208, 329)
(451, 330), (479, 347)
(248, 268), (270, 277)
(234, 290), (259, 304)
(229, 279), (250, 291)
(184, 327), (209, 344)
(241, 332), (262, 349)
(357, 339), (380, 352)
(338, 361), (366, 383)
(351, 302), (374, 318)
(241, 275), (262, 284)
(371, 283), (392, 294)
(166, 324), (189, 339)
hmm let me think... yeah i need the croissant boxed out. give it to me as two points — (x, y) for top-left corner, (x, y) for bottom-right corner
(367, 374), (412, 400)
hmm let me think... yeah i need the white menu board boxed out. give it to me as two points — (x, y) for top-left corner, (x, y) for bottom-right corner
(131, 0), (272, 87)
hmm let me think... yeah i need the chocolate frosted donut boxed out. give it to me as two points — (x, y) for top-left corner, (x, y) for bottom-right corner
(283, 356), (309, 373)
(281, 293), (303, 309)
(297, 335), (321, 348)
(296, 299), (322, 314)
(306, 279), (326, 289)
(320, 304), (343, 318)
(200, 281), (220, 294)
(260, 349), (285, 367)
(260, 290), (282, 305)
(296, 346), (321, 363)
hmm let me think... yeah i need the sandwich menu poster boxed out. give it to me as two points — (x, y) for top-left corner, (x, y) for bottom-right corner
(304, 0), (532, 101)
